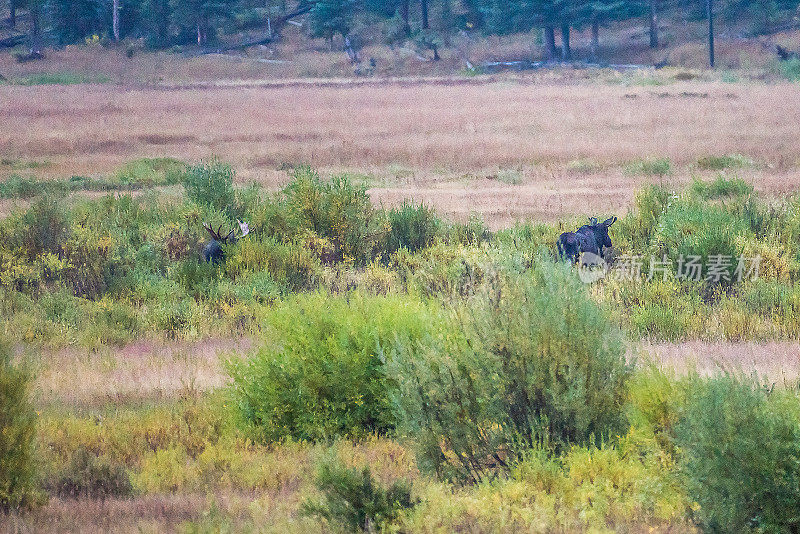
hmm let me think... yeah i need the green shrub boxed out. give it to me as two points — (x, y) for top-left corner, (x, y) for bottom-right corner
(392, 258), (631, 483)
(0, 175), (52, 199)
(224, 235), (321, 292)
(448, 214), (491, 246)
(650, 197), (749, 276)
(301, 457), (416, 532)
(624, 158), (672, 177)
(9, 197), (71, 259)
(690, 175), (753, 199)
(386, 201), (441, 255)
(0, 345), (43, 512)
(115, 158), (185, 187)
(696, 154), (753, 170)
(47, 446), (132, 499)
(675, 373), (800, 533)
(183, 159), (236, 215)
(777, 57), (800, 82)
(227, 292), (436, 442)
(282, 167), (386, 265)
(614, 185), (671, 252)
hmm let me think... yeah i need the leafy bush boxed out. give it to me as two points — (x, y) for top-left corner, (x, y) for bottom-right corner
(777, 57), (800, 82)
(115, 158), (185, 187)
(690, 175), (753, 199)
(393, 258), (631, 483)
(0, 175), (55, 199)
(301, 457), (416, 532)
(624, 158), (672, 177)
(227, 292), (436, 442)
(675, 373), (800, 533)
(9, 197), (71, 259)
(281, 167), (387, 265)
(47, 446), (132, 499)
(183, 159), (236, 215)
(386, 201), (441, 255)
(650, 197), (749, 274)
(696, 154), (753, 170)
(0, 345), (43, 512)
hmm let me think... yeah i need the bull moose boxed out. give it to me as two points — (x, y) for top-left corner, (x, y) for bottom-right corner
(202, 220), (249, 263)
(557, 216), (617, 264)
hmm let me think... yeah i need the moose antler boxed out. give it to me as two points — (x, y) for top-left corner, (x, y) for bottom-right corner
(202, 222), (220, 241)
(237, 219), (250, 238)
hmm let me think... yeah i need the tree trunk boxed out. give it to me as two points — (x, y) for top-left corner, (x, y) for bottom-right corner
(197, 21), (202, 45)
(400, 0), (410, 36)
(29, 3), (41, 54)
(112, 0), (120, 41)
(707, 0), (714, 67)
(560, 23), (571, 61)
(649, 0), (658, 48)
(421, 0), (429, 28)
(591, 19), (599, 61)
(544, 25), (556, 61)
(10, 0), (16, 28)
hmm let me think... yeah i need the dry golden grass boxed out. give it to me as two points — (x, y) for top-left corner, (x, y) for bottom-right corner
(30, 338), (249, 410)
(640, 340), (800, 384)
(3, 79), (800, 225)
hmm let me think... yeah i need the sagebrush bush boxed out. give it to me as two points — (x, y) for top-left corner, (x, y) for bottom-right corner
(301, 456), (416, 532)
(386, 201), (441, 255)
(623, 158), (672, 177)
(696, 153), (753, 170)
(47, 446), (132, 499)
(676, 373), (800, 533)
(650, 196), (749, 276)
(282, 167), (387, 265)
(393, 258), (631, 483)
(183, 159), (236, 215)
(227, 292), (437, 442)
(0, 345), (43, 512)
(690, 175), (753, 199)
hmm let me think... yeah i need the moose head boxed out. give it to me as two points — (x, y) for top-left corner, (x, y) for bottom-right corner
(202, 220), (249, 263)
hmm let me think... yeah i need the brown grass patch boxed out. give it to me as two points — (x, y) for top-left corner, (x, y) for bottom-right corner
(4, 80), (800, 225)
(636, 340), (800, 383)
(32, 338), (249, 410)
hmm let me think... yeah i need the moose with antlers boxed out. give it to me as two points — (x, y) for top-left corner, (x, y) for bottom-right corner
(202, 220), (249, 263)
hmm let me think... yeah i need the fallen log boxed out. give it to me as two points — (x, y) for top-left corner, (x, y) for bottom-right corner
(0, 34), (25, 49)
(478, 59), (657, 74)
(775, 44), (800, 61)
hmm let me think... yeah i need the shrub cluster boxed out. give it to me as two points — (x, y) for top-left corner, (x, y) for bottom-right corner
(0, 345), (43, 513)
(392, 259), (631, 483)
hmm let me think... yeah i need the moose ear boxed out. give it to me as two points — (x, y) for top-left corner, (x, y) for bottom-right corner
(590, 217), (598, 225)
(604, 216), (618, 227)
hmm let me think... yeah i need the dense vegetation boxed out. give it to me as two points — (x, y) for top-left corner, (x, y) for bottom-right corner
(0, 161), (798, 348)
(2, 159), (800, 530)
(5, 0), (800, 58)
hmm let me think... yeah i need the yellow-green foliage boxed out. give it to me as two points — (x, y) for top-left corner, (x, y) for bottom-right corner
(404, 427), (687, 533)
(0, 345), (44, 512)
(227, 291), (439, 443)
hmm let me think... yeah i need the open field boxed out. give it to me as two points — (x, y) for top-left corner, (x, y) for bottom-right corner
(3, 78), (800, 226)
(2, 73), (800, 532)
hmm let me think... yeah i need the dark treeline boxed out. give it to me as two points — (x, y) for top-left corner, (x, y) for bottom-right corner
(4, 0), (800, 59)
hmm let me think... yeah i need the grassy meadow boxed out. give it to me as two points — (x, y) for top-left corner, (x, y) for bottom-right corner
(0, 149), (799, 532)
(1, 69), (800, 533)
